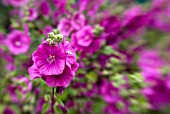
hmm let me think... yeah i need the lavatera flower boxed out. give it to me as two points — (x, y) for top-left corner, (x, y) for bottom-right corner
(28, 30), (79, 88)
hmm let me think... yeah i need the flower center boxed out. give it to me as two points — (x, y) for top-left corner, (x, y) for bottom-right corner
(85, 35), (90, 40)
(47, 55), (55, 64)
(66, 51), (72, 55)
(15, 41), (21, 46)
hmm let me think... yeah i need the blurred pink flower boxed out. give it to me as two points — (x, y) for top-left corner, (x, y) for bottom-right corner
(6, 30), (31, 55)
(40, 1), (51, 16)
(58, 18), (73, 37)
(143, 76), (170, 109)
(71, 26), (93, 51)
(27, 8), (38, 21)
(138, 50), (164, 80)
(71, 12), (86, 30)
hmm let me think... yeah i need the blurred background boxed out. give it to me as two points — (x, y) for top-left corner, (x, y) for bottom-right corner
(0, 0), (170, 114)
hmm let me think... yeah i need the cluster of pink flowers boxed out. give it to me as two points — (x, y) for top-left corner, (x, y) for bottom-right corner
(0, 0), (170, 113)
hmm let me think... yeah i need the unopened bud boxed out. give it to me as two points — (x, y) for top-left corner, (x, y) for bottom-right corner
(53, 29), (60, 35)
(93, 24), (104, 36)
(48, 32), (55, 39)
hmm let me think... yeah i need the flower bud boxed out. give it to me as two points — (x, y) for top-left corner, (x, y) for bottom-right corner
(93, 24), (104, 36)
(48, 32), (55, 39)
(44, 94), (51, 101)
(53, 29), (60, 35)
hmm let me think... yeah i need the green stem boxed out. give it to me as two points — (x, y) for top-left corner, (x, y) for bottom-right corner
(51, 87), (55, 114)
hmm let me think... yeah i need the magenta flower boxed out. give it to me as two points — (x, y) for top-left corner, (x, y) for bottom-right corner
(3, 107), (15, 114)
(71, 12), (86, 30)
(42, 66), (74, 87)
(71, 26), (93, 51)
(81, 39), (101, 58)
(6, 30), (31, 55)
(101, 16), (121, 34)
(143, 76), (170, 109)
(76, 26), (93, 46)
(40, 1), (51, 17)
(52, 0), (67, 12)
(138, 50), (164, 80)
(28, 35), (79, 87)
(122, 6), (151, 37)
(61, 38), (78, 70)
(27, 8), (38, 21)
(32, 42), (66, 75)
(57, 18), (73, 37)
(78, 0), (104, 16)
(100, 79), (120, 103)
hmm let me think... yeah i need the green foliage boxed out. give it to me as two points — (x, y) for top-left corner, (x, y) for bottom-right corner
(103, 46), (114, 55)
(42, 103), (50, 114)
(92, 99), (106, 114)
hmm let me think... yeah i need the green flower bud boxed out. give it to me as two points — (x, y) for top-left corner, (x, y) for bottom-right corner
(53, 34), (64, 42)
(44, 94), (51, 101)
(47, 30), (64, 46)
(46, 38), (56, 46)
(48, 32), (55, 39)
(93, 24), (104, 36)
(53, 29), (60, 35)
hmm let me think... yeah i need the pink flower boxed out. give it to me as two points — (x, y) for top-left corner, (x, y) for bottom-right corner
(28, 38), (79, 87)
(52, 0), (67, 12)
(71, 13), (86, 30)
(6, 30), (31, 55)
(32, 42), (66, 75)
(27, 8), (38, 21)
(100, 79), (120, 103)
(143, 76), (170, 109)
(81, 39), (101, 58)
(138, 50), (164, 81)
(3, 107), (15, 114)
(40, 1), (51, 16)
(71, 26), (93, 51)
(61, 38), (78, 70)
(42, 66), (74, 87)
(57, 18), (73, 37)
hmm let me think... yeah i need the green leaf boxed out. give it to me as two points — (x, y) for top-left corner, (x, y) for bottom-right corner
(42, 103), (50, 114)
(103, 46), (114, 55)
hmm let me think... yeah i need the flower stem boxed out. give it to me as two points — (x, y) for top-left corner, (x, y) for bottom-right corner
(51, 87), (55, 114)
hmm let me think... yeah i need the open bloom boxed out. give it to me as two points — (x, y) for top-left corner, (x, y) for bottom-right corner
(27, 8), (38, 21)
(71, 12), (86, 30)
(6, 30), (31, 55)
(32, 43), (66, 75)
(28, 38), (79, 87)
(57, 18), (73, 37)
(71, 26), (93, 51)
